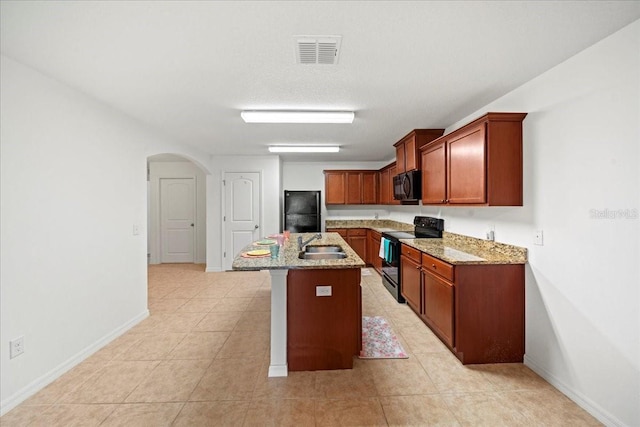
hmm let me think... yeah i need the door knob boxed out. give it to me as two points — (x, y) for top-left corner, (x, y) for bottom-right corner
(255, 224), (259, 229)
(190, 223), (194, 227)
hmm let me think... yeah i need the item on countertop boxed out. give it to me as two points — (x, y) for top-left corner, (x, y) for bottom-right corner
(246, 249), (270, 257)
(241, 251), (270, 258)
(269, 244), (280, 258)
(283, 230), (291, 241)
(255, 239), (276, 246)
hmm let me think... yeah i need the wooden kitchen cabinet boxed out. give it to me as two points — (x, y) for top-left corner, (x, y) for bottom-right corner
(324, 171), (346, 204)
(422, 273), (454, 346)
(367, 230), (382, 273)
(421, 141), (447, 204)
(326, 228), (366, 261)
(395, 129), (445, 173)
(421, 253), (454, 347)
(346, 172), (362, 204)
(401, 244), (525, 364)
(447, 123), (486, 204)
(347, 228), (367, 261)
(324, 170), (377, 205)
(361, 171), (378, 204)
(395, 140), (407, 173)
(287, 268), (362, 370)
(378, 165), (391, 204)
(388, 164), (401, 205)
(400, 244), (422, 313)
(420, 113), (526, 206)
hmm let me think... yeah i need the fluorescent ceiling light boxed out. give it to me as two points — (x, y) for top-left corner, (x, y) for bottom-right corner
(241, 110), (354, 124)
(268, 146), (340, 153)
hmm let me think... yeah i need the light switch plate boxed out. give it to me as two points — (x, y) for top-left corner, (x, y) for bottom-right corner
(316, 285), (332, 297)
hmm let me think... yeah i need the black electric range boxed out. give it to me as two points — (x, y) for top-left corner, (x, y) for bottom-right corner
(380, 216), (444, 302)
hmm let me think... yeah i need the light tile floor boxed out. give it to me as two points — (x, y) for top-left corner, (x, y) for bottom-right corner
(1, 264), (602, 426)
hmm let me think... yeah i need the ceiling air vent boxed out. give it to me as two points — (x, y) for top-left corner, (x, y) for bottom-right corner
(294, 36), (342, 65)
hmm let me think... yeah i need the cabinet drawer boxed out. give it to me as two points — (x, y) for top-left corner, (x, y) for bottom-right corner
(401, 244), (421, 263)
(421, 253), (454, 281)
(347, 228), (367, 237)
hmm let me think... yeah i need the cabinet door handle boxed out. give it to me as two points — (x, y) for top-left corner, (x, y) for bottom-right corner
(416, 265), (421, 270)
(432, 264), (436, 269)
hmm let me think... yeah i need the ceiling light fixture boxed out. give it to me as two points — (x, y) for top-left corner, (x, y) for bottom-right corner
(241, 110), (354, 124)
(268, 146), (340, 153)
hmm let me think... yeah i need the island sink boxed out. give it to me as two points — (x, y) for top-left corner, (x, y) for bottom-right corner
(298, 245), (347, 259)
(298, 252), (347, 260)
(305, 245), (343, 253)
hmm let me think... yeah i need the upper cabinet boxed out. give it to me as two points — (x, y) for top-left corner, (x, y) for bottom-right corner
(378, 163), (399, 205)
(420, 112), (527, 206)
(394, 129), (445, 173)
(324, 170), (378, 205)
(324, 171), (346, 204)
(421, 141), (447, 204)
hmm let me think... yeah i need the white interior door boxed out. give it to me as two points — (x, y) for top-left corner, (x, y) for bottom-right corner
(160, 178), (195, 263)
(224, 172), (260, 270)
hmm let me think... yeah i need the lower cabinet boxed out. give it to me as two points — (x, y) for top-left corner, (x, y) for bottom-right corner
(347, 229), (367, 261)
(367, 230), (382, 273)
(422, 269), (454, 347)
(287, 268), (362, 371)
(326, 228), (367, 262)
(400, 246), (422, 312)
(401, 244), (524, 364)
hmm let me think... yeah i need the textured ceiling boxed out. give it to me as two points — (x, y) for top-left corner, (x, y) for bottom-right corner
(2, 1), (639, 162)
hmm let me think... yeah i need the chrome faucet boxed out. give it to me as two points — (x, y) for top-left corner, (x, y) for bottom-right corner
(298, 233), (322, 251)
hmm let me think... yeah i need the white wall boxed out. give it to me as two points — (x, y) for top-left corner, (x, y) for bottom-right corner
(0, 55), (210, 414)
(148, 161), (207, 264)
(207, 156), (282, 271)
(387, 21), (639, 427)
(282, 161), (391, 230)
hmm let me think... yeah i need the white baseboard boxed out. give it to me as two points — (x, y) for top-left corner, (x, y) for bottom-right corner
(0, 310), (149, 416)
(524, 355), (625, 427)
(268, 364), (288, 377)
(205, 266), (222, 272)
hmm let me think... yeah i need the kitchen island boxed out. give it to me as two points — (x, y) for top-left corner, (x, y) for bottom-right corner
(232, 232), (365, 377)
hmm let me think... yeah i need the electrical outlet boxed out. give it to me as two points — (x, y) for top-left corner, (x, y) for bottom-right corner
(486, 225), (495, 241)
(316, 285), (332, 297)
(10, 336), (24, 359)
(133, 224), (140, 235)
(534, 230), (544, 246)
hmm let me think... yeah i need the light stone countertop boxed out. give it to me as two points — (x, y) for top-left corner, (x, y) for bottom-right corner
(231, 232), (366, 271)
(400, 232), (527, 265)
(325, 219), (527, 265)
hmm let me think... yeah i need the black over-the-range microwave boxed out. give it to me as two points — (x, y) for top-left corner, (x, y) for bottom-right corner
(393, 170), (421, 201)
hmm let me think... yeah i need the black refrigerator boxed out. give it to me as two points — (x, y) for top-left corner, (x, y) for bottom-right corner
(284, 190), (321, 232)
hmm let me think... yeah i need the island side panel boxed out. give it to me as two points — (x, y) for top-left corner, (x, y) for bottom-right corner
(287, 268), (362, 371)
